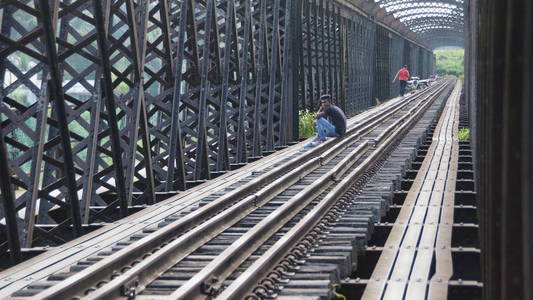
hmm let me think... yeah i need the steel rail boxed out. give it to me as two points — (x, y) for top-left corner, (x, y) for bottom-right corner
(20, 84), (444, 300)
(76, 97), (428, 299)
(80, 83), (448, 300)
(374, 86), (444, 145)
(168, 142), (371, 300)
(182, 82), (451, 299)
(321, 83), (445, 158)
(217, 80), (453, 299)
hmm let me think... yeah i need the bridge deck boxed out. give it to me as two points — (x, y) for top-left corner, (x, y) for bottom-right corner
(0, 96), (407, 297)
(362, 82), (461, 299)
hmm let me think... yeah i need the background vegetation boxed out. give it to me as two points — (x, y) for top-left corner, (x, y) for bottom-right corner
(299, 110), (316, 139)
(434, 49), (464, 77)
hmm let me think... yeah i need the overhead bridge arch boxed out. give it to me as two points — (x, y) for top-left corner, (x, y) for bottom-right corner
(375, 0), (465, 48)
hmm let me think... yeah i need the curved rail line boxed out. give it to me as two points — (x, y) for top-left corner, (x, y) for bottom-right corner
(7, 81), (453, 300)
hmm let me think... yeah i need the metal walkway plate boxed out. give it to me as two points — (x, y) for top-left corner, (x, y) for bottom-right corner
(362, 81), (462, 300)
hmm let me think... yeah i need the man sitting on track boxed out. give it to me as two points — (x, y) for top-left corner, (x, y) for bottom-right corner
(304, 94), (347, 147)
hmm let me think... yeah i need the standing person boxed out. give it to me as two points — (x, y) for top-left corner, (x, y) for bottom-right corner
(393, 65), (410, 97)
(304, 94), (347, 147)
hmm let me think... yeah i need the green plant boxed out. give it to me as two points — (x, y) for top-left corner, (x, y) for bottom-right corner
(458, 128), (470, 141)
(332, 284), (346, 300)
(299, 110), (316, 139)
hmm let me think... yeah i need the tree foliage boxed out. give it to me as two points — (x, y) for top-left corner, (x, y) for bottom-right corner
(434, 49), (464, 77)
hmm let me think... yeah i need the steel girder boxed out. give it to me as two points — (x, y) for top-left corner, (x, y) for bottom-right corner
(410, 24), (464, 34)
(401, 13), (463, 24)
(466, 0), (533, 299)
(427, 37), (464, 49)
(423, 30), (465, 49)
(0, 0), (299, 258)
(343, 10), (376, 114)
(405, 18), (464, 31)
(387, 4), (463, 16)
(376, 0), (465, 48)
(379, 0), (462, 8)
(419, 28), (464, 37)
(410, 44), (420, 77)
(299, 0), (344, 112)
(389, 32), (405, 97)
(421, 29), (465, 39)
(374, 26), (391, 102)
(0, 0), (436, 262)
(418, 29), (464, 46)
(0, 0), (164, 252)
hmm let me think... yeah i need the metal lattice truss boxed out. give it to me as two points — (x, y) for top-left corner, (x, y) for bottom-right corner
(376, 0), (465, 48)
(0, 0), (435, 264)
(0, 0), (297, 259)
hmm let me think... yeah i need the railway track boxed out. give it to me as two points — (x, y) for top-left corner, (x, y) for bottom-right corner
(3, 80), (454, 300)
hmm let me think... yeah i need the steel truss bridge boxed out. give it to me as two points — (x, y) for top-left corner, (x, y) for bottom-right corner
(0, 0), (465, 267)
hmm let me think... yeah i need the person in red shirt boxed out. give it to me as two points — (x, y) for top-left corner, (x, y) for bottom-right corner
(393, 65), (410, 97)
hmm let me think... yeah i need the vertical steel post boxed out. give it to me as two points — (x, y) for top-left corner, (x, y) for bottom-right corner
(235, 0), (253, 164)
(165, 0), (190, 190)
(318, 0), (326, 96)
(251, 0), (268, 158)
(290, 0), (303, 142)
(0, 5), (22, 263)
(217, 0), (238, 171)
(93, 0), (129, 217)
(266, 0), (281, 151)
(0, 126), (21, 264)
(313, 1), (321, 101)
(194, 0), (217, 180)
(305, 0), (314, 110)
(332, 6), (340, 105)
(325, 1), (333, 98)
(38, 0), (83, 237)
(124, 0), (156, 205)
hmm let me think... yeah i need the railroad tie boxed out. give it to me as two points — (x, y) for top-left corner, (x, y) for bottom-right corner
(362, 81), (462, 300)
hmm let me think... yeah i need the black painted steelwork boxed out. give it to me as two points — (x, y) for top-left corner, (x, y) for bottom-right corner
(410, 43), (419, 77)
(376, 0), (465, 49)
(389, 32), (404, 97)
(465, 0), (533, 299)
(0, 0), (434, 263)
(0, 122), (20, 265)
(299, 0), (344, 112)
(343, 10), (376, 114)
(374, 26), (390, 103)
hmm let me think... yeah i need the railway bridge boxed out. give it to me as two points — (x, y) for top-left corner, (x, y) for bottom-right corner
(0, 0), (531, 299)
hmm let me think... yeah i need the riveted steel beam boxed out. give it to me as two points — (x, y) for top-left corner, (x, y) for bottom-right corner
(380, 0), (462, 8)
(400, 12), (464, 23)
(411, 24), (464, 33)
(375, 0), (464, 42)
(405, 17), (464, 30)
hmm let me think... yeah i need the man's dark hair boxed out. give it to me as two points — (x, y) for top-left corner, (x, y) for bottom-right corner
(320, 94), (332, 102)
(403, 65), (407, 68)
